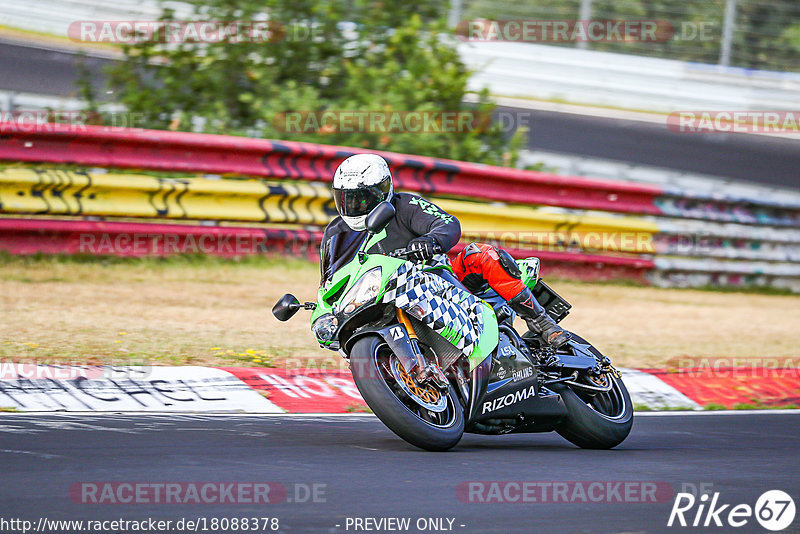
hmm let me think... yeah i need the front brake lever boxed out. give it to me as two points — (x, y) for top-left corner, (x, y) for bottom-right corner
(389, 247), (409, 259)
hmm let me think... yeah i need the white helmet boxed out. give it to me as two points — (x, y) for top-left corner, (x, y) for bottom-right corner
(332, 154), (394, 231)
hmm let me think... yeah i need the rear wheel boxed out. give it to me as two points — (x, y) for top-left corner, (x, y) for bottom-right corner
(349, 336), (464, 451)
(551, 335), (633, 449)
(552, 373), (633, 449)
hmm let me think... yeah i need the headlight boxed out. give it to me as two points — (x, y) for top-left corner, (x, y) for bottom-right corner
(313, 314), (339, 345)
(339, 267), (382, 315)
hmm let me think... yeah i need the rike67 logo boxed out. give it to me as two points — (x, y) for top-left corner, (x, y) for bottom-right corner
(668, 490), (796, 531)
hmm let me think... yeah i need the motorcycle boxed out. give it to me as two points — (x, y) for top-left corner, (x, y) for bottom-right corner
(273, 201), (633, 451)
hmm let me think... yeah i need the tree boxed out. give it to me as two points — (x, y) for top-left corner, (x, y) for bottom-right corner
(107, 0), (525, 166)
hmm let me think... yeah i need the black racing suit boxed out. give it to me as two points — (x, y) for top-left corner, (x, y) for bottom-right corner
(320, 192), (461, 283)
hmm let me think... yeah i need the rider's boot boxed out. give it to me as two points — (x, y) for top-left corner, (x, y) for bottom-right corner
(508, 288), (570, 349)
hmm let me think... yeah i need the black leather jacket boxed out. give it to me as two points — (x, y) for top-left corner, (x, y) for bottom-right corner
(320, 192), (461, 282)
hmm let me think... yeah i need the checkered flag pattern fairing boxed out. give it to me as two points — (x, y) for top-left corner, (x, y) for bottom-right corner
(382, 262), (486, 358)
(426, 253), (450, 269)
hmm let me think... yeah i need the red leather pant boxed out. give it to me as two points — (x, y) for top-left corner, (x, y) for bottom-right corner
(451, 243), (526, 301)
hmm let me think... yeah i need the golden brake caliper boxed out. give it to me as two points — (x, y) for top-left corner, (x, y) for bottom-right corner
(396, 308), (449, 390)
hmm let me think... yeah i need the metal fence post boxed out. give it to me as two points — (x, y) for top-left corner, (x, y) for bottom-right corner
(2, 92), (16, 112)
(719, 0), (737, 66)
(448, 0), (463, 28)
(577, 0), (593, 50)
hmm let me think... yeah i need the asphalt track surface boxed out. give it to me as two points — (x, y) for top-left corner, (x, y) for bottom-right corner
(513, 106), (800, 190)
(1, 412), (798, 534)
(2, 39), (798, 189)
(0, 40), (109, 97)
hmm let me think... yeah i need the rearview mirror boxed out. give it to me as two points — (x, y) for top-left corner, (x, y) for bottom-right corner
(272, 293), (302, 321)
(365, 201), (396, 234)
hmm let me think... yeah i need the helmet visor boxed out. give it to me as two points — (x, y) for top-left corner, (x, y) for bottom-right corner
(333, 177), (392, 218)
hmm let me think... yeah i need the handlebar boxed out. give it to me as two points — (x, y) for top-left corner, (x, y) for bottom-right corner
(387, 247), (411, 259)
(387, 244), (443, 260)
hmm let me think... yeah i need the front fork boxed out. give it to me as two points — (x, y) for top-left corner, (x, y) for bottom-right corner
(396, 308), (448, 390)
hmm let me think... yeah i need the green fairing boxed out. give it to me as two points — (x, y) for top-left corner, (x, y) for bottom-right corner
(312, 228), (496, 371)
(468, 303), (498, 370)
(311, 228), (404, 323)
(517, 258), (540, 290)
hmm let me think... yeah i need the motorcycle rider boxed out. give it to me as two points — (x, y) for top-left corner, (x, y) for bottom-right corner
(321, 153), (569, 348)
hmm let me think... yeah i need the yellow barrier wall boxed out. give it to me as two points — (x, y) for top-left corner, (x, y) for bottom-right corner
(0, 167), (334, 224)
(434, 199), (658, 254)
(0, 167), (657, 253)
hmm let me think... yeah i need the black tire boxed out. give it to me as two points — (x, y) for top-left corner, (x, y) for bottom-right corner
(349, 336), (464, 451)
(552, 373), (633, 449)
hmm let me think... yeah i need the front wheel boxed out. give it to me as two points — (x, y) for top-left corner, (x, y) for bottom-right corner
(349, 336), (464, 451)
(552, 373), (633, 449)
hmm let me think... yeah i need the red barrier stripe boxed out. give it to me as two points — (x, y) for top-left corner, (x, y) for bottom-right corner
(0, 123), (664, 214)
(0, 218), (322, 259)
(449, 242), (654, 282)
(449, 241), (653, 269)
(219, 366), (799, 413)
(642, 367), (800, 408)
(0, 218), (654, 282)
(220, 367), (366, 413)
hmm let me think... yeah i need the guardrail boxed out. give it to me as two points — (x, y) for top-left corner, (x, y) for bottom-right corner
(0, 123), (798, 290)
(459, 42), (800, 113)
(520, 149), (800, 217)
(0, 167), (661, 254)
(1, 0), (193, 37)
(5, 165), (794, 261)
(2, 123), (798, 226)
(0, 123), (663, 215)
(0, 167), (335, 224)
(0, 218), (321, 259)
(0, 217), (655, 282)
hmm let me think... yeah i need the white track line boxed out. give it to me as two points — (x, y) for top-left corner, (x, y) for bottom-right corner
(634, 409), (800, 416)
(0, 411), (376, 417)
(1, 410), (799, 417)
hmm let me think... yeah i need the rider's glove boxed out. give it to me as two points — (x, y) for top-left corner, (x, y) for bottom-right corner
(407, 236), (440, 262)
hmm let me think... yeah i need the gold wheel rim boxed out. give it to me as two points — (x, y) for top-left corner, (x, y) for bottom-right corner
(396, 362), (441, 405)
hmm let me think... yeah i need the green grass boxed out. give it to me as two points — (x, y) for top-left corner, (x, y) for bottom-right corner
(691, 284), (797, 297)
(545, 275), (798, 297)
(490, 93), (673, 117)
(345, 404), (372, 413)
(2, 251), (794, 296)
(2, 250), (798, 370)
(636, 403), (800, 411)
(0, 250), (315, 270)
(703, 402), (799, 411)
(733, 402), (799, 410)
(634, 404), (701, 412)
